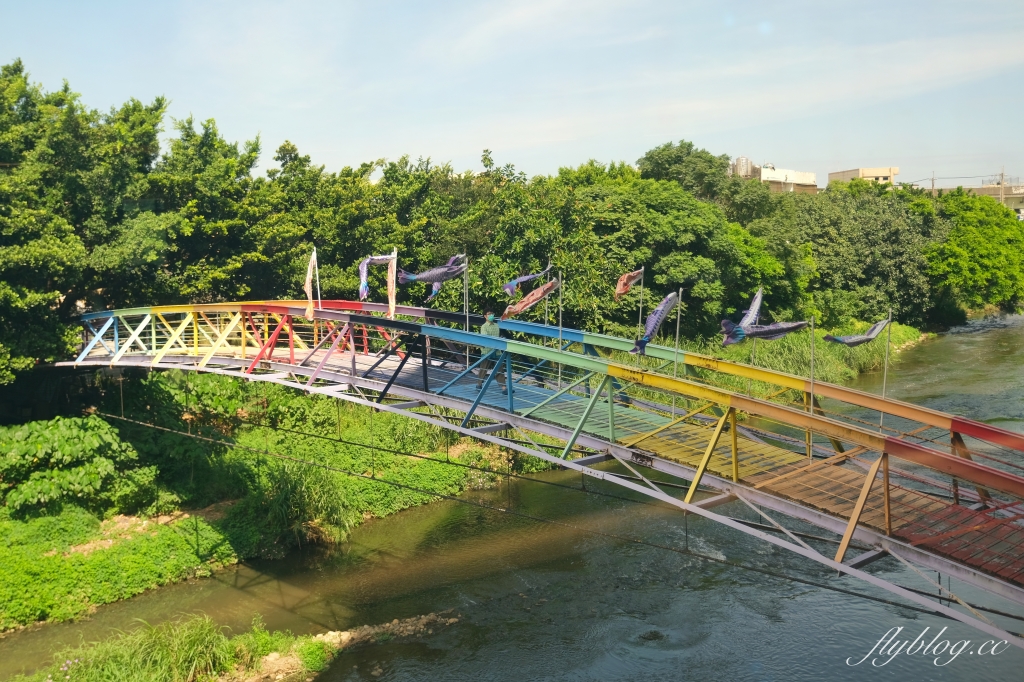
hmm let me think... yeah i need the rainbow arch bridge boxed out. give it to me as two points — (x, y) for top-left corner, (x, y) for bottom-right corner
(60, 300), (1024, 646)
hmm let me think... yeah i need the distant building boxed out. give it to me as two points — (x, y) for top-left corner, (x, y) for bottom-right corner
(731, 156), (755, 179)
(758, 164), (818, 194)
(828, 167), (900, 184)
(970, 183), (1024, 220)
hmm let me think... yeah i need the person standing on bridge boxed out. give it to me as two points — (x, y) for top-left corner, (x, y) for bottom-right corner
(476, 311), (510, 394)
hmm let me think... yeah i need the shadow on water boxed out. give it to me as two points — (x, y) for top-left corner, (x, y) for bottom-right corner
(4, 318), (1024, 680)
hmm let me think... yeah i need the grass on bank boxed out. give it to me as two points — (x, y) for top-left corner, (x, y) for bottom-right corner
(13, 614), (306, 682)
(0, 372), (509, 632)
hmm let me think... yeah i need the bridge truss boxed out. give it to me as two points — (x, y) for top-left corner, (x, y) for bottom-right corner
(62, 300), (1024, 646)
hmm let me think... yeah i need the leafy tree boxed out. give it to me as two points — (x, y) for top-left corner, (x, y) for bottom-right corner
(928, 190), (1024, 310)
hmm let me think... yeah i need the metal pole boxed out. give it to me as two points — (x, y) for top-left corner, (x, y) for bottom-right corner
(464, 257), (470, 367)
(558, 271), (563, 389)
(314, 246), (321, 309)
(672, 287), (682, 418)
(879, 308), (892, 431)
(637, 266), (645, 337)
(809, 312), (815, 405)
(807, 310), (815, 462)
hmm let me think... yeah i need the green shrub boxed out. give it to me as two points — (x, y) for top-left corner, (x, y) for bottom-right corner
(0, 416), (159, 516)
(296, 638), (334, 672)
(231, 615), (293, 670)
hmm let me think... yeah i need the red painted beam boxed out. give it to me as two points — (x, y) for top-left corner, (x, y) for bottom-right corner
(245, 315), (288, 373)
(952, 417), (1024, 454)
(885, 436), (1024, 500)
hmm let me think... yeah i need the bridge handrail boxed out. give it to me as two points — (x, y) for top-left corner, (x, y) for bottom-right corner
(72, 301), (1024, 500)
(101, 299), (1019, 456)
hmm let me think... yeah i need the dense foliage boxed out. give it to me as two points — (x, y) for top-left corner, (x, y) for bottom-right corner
(6, 59), (1021, 383)
(0, 370), (506, 630)
(0, 416), (163, 515)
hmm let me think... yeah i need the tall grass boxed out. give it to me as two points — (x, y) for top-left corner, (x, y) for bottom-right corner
(605, 320), (922, 401)
(22, 616), (234, 682)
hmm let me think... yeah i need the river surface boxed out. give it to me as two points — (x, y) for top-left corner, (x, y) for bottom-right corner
(4, 316), (1024, 681)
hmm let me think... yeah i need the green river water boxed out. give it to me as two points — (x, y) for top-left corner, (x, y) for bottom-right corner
(3, 316), (1024, 680)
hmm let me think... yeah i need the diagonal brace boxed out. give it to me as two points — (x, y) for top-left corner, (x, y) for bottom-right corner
(459, 351), (509, 427)
(76, 317), (115, 363)
(683, 410), (731, 503)
(152, 314), (195, 365)
(437, 349), (496, 394)
(111, 315), (152, 363)
(198, 313), (243, 368)
(560, 375), (611, 459)
(834, 455), (885, 564)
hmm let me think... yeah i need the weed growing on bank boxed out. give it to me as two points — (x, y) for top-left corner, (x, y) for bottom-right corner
(12, 612), (459, 682)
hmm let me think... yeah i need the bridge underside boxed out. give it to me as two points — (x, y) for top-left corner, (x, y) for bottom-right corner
(62, 303), (1024, 646)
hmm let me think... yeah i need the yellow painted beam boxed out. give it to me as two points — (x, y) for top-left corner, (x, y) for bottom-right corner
(834, 455), (884, 564)
(152, 313), (194, 365)
(620, 402), (714, 448)
(684, 411), (730, 504)
(198, 313), (243, 368)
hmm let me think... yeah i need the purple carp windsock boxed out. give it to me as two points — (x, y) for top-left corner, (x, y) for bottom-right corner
(424, 255), (467, 302)
(721, 287), (808, 346)
(398, 254), (467, 303)
(614, 268), (644, 301)
(358, 253), (396, 300)
(629, 292), (679, 355)
(502, 264), (552, 297)
(502, 279), (560, 321)
(824, 318), (889, 347)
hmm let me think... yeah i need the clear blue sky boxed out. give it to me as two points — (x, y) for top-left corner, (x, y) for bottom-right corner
(3, 0), (1022, 186)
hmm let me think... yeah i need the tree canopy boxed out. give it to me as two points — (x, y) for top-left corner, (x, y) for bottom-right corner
(1, 60), (1020, 383)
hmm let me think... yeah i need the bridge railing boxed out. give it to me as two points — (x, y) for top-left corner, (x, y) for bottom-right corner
(72, 302), (1024, 502)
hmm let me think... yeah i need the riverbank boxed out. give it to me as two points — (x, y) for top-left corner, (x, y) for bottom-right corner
(0, 371), (508, 633)
(10, 611), (460, 681)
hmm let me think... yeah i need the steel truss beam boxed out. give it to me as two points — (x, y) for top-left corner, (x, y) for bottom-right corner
(67, 355), (1024, 613)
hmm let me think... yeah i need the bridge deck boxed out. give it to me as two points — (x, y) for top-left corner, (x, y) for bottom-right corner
(65, 304), (1024, 613)
(331, 345), (1024, 590)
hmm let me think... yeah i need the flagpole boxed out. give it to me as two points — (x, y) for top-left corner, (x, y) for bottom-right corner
(807, 311), (815, 463)
(314, 247), (321, 309)
(879, 308), (892, 431)
(464, 256), (470, 368)
(672, 287), (682, 418)
(637, 266), (645, 337)
(558, 271), (563, 389)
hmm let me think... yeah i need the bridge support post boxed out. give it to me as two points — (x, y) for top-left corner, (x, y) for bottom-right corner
(951, 431), (993, 505)
(607, 375), (615, 442)
(730, 408), (738, 482)
(883, 453), (891, 535)
(505, 351), (514, 413)
(376, 334), (418, 404)
(684, 411), (730, 503)
(561, 376), (611, 459)
(834, 454), (884, 564)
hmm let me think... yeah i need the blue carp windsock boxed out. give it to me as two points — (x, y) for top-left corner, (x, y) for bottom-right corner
(358, 254), (396, 300)
(721, 287), (808, 346)
(630, 292), (679, 355)
(422, 255), (468, 302)
(824, 318), (889, 347)
(502, 264), (552, 297)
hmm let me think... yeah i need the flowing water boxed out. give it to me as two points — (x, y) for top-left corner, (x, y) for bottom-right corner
(3, 317), (1024, 680)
